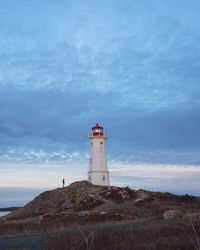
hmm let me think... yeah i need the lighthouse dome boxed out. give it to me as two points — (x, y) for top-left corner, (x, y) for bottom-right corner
(92, 123), (103, 136)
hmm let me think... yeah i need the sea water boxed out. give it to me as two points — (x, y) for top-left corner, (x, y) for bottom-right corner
(0, 211), (11, 217)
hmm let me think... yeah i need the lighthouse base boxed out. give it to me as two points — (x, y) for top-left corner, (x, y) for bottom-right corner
(88, 171), (110, 186)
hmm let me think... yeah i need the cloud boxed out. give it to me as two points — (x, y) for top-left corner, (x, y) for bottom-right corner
(0, 83), (200, 164)
(0, 0), (199, 167)
(110, 162), (200, 196)
(0, 162), (87, 188)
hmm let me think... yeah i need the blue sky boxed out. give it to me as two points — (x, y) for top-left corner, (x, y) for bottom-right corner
(0, 0), (200, 206)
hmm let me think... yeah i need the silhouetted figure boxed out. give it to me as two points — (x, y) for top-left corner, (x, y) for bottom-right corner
(62, 178), (65, 188)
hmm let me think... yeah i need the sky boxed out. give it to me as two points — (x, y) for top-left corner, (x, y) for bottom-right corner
(0, 0), (200, 207)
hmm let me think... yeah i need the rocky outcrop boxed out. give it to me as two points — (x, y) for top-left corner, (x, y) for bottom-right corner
(100, 186), (137, 201)
(2, 180), (198, 224)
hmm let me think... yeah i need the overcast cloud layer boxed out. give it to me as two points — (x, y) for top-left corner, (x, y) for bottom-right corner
(0, 0), (200, 205)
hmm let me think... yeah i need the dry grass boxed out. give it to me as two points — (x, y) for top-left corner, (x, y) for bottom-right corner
(45, 217), (200, 250)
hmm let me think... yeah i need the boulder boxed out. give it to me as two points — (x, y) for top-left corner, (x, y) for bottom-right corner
(99, 211), (107, 215)
(163, 209), (183, 219)
(78, 210), (90, 216)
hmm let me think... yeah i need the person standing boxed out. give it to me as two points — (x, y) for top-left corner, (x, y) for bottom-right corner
(62, 178), (65, 188)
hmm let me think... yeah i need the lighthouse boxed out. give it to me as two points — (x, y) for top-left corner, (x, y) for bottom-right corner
(88, 123), (110, 186)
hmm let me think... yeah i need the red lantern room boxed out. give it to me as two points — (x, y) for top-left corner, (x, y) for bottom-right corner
(92, 123), (103, 136)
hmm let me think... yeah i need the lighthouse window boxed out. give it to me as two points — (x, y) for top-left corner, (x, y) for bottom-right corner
(102, 175), (105, 180)
(101, 142), (103, 144)
(94, 129), (102, 132)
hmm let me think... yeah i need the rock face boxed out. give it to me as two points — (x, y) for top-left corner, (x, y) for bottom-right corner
(163, 209), (183, 219)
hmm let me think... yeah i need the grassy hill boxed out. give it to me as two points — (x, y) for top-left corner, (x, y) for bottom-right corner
(0, 180), (200, 249)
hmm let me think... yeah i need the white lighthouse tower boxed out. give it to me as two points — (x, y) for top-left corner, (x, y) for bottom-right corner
(88, 123), (110, 186)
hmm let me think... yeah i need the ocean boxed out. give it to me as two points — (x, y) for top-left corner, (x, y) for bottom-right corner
(0, 211), (11, 217)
